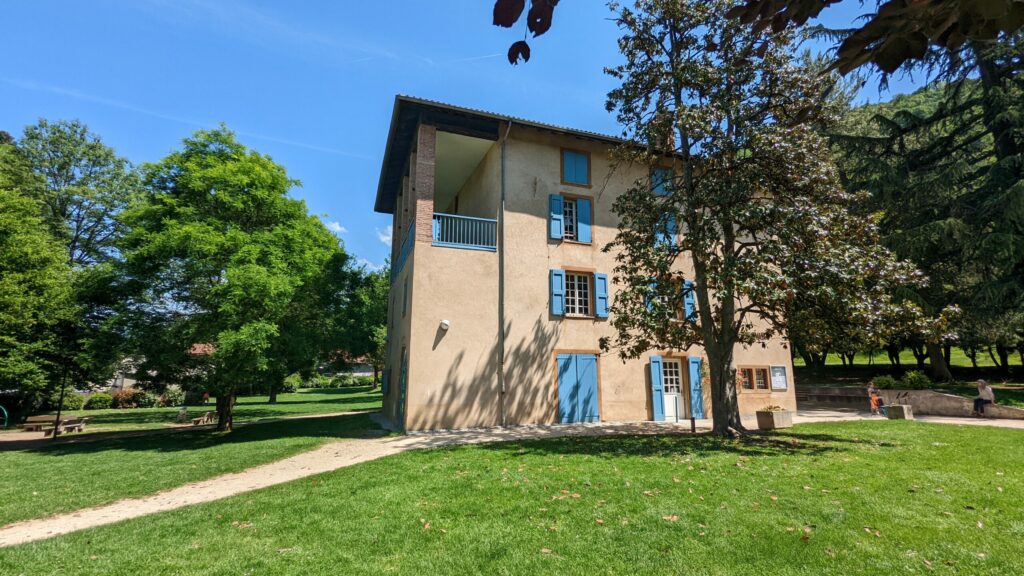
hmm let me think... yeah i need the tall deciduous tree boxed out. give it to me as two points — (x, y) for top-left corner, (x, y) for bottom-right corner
(120, 127), (344, 430)
(17, 119), (138, 267)
(348, 266), (389, 387)
(601, 0), (923, 435)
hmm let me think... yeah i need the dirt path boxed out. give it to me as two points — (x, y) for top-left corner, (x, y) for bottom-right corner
(2, 414), (1022, 547)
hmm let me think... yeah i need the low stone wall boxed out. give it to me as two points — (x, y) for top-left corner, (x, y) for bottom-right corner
(798, 386), (1024, 420)
(880, 389), (1024, 420)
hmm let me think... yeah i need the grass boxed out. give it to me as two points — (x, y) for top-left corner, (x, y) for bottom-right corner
(0, 389), (381, 525)
(792, 346), (1022, 369)
(13, 386), (382, 434)
(2, 421), (1022, 575)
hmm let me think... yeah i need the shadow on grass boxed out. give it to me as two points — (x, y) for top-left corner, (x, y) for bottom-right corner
(477, 429), (894, 460)
(10, 412), (383, 457)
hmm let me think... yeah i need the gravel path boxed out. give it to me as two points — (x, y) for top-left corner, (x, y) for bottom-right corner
(2, 412), (1021, 547)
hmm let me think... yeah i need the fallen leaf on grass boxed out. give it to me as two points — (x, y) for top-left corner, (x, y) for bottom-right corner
(770, 495), (779, 502)
(976, 521), (984, 529)
(663, 515), (679, 522)
(232, 521), (253, 529)
(541, 548), (553, 555)
(825, 548), (835, 558)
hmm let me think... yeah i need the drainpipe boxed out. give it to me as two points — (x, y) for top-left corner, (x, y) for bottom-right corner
(498, 120), (512, 427)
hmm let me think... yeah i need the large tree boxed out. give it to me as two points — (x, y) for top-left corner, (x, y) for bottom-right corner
(120, 127), (344, 430)
(0, 186), (73, 414)
(601, 0), (923, 435)
(347, 266), (389, 387)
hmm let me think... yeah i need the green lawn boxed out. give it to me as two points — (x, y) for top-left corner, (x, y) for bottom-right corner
(0, 391), (381, 525)
(2, 421), (1021, 575)
(18, 386), (382, 434)
(793, 346), (1022, 369)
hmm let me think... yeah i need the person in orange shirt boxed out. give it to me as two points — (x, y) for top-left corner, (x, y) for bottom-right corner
(868, 382), (887, 417)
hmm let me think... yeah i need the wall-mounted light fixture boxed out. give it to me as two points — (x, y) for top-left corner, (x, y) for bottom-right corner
(440, 320), (451, 331)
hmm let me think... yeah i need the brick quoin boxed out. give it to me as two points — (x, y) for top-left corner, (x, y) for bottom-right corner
(413, 123), (436, 245)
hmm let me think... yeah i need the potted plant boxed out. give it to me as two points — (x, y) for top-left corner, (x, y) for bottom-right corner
(755, 405), (794, 430)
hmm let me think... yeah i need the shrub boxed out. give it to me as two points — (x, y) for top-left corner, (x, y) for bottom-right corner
(183, 390), (209, 405)
(85, 392), (113, 410)
(332, 373), (356, 387)
(872, 375), (899, 390)
(279, 375), (299, 394)
(111, 389), (139, 409)
(355, 375), (374, 387)
(901, 370), (932, 390)
(136, 392), (159, 408)
(307, 374), (333, 389)
(160, 385), (184, 407)
(57, 392), (85, 411)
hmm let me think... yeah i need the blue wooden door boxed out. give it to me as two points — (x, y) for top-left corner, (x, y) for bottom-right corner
(576, 355), (599, 422)
(649, 356), (665, 421)
(688, 356), (705, 419)
(557, 354), (599, 423)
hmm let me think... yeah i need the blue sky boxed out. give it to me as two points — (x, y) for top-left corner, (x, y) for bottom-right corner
(1, 1), (921, 269)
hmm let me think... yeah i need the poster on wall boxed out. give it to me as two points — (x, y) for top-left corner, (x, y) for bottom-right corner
(770, 366), (788, 390)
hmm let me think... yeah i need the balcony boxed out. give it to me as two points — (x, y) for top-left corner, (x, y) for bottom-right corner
(432, 213), (497, 251)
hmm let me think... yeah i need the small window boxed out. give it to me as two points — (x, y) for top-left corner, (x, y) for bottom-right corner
(563, 197), (577, 241)
(652, 167), (672, 196)
(565, 272), (592, 317)
(738, 367), (769, 392)
(663, 359), (683, 394)
(562, 149), (590, 186)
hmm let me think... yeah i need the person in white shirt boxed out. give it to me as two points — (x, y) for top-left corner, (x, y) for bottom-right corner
(972, 380), (996, 416)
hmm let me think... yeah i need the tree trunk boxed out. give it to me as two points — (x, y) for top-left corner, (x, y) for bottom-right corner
(373, 367), (380, 389)
(886, 343), (902, 367)
(844, 352), (855, 367)
(268, 382), (278, 404)
(911, 345), (927, 369)
(215, 394), (235, 432)
(706, 345), (744, 437)
(966, 347), (979, 369)
(996, 344), (1011, 372)
(987, 345), (999, 367)
(927, 342), (953, 382)
(943, 344), (951, 365)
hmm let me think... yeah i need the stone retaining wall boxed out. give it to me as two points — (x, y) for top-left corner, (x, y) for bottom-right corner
(799, 386), (1024, 420)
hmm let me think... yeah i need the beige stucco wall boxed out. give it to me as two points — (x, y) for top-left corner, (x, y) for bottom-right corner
(451, 141), (500, 219)
(389, 123), (795, 431)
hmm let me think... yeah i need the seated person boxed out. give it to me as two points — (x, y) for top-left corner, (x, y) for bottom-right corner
(973, 380), (996, 417)
(868, 382), (887, 416)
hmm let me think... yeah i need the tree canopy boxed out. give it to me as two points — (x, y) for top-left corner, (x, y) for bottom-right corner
(120, 126), (351, 430)
(601, 0), (924, 435)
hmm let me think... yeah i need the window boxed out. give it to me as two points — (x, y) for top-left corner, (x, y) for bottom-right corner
(549, 195), (592, 243)
(552, 269), (608, 318)
(561, 149), (590, 186)
(565, 272), (592, 317)
(563, 197), (577, 240)
(652, 167), (672, 196)
(738, 366), (769, 392)
(663, 360), (683, 394)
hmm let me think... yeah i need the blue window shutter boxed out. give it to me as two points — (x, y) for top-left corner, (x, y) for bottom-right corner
(656, 215), (676, 248)
(557, 354), (575, 423)
(563, 150), (589, 185)
(683, 280), (696, 322)
(594, 273), (609, 318)
(688, 356), (705, 419)
(652, 168), (672, 196)
(646, 278), (657, 312)
(576, 198), (592, 243)
(550, 269), (565, 316)
(549, 194), (564, 240)
(650, 356), (666, 422)
(667, 215), (677, 245)
(575, 152), (589, 185)
(576, 354), (599, 422)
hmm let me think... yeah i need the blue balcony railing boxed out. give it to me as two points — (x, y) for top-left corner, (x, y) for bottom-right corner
(432, 213), (497, 251)
(391, 224), (414, 282)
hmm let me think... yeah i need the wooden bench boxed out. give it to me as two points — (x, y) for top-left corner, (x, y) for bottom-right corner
(41, 417), (92, 437)
(191, 411), (217, 426)
(22, 415), (57, 432)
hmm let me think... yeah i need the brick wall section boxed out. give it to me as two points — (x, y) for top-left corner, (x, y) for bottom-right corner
(413, 123), (436, 244)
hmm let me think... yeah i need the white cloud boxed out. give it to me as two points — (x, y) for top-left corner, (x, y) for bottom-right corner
(358, 258), (385, 271)
(376, 225), (393, 247)
(325, 220), (347, 234)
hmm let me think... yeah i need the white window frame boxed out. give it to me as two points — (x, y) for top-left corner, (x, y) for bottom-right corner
(565, 272), (592, 317)
(563, 198), (578, 241)
(663, 359), (683, 394)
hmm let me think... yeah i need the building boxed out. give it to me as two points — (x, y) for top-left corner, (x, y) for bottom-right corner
(375, 96), (795, 431)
